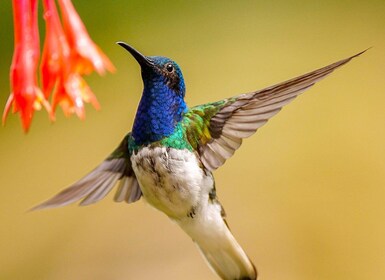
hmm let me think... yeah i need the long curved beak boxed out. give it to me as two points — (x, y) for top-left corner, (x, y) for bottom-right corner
(117, 41), (154, 68)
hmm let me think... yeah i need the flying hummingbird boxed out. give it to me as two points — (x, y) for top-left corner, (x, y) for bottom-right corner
(33, 42), (365, 280)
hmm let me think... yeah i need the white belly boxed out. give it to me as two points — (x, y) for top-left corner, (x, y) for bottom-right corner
(131, 147), (214, 219)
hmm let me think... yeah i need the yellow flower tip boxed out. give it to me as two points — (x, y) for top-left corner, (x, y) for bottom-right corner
(33, 88), (54, 122)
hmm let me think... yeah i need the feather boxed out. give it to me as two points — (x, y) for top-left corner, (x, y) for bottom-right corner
(32, 134), (141, 210)
(178, 199), (257, 280)
(188, 50), (366, 171)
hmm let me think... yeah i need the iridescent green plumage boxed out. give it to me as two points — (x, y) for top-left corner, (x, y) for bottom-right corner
(126, 99), (232, 152)
(182, 100), (229, 150)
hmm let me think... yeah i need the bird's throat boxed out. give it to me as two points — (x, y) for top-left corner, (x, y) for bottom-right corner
(132, 85), (187, 146)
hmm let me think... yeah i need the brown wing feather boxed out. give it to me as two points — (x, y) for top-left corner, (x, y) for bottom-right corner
(32, 134), (141, 210)
(200, 50), (367, 171)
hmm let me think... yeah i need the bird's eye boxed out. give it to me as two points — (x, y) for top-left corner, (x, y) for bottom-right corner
(166, 63), (174, 72)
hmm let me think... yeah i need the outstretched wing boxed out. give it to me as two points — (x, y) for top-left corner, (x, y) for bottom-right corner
(32, 134), (141, 210)
(186, 50), (366, 171)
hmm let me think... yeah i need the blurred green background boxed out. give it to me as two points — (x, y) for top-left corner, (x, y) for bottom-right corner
(0, 1), (384, 279)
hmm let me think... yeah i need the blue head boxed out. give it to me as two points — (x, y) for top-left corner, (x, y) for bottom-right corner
(118, 42), (187, 145)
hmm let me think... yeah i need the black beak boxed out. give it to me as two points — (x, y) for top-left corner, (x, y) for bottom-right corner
(117, 41), (154, 68)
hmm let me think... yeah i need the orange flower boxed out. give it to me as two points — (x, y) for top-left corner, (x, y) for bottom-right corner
(41, 0), (100, 119)
(51, 73), (100, 119)
(58, 0), (115, 75)
(3, 0), (51, 132)
(3, 0), (115, 132)
(41, 0), (70, 99)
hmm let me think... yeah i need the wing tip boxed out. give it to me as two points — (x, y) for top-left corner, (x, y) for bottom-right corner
(29, 204), (58, 213)
(356, 47), (371, 56)
(29, 198), (74, 212)
(347, 47), (370, 61)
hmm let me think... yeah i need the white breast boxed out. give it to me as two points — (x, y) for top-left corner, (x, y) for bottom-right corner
(131, 147), (214, 219)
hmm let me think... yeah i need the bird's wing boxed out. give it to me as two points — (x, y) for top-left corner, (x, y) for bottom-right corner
(185, 50), (366, 171)
(32, 134), (141, 210)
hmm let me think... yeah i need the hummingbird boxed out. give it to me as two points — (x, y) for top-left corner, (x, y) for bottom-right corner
(33, 42), (365, 280)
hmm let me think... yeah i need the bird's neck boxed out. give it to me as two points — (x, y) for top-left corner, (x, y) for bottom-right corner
(132, 81), (187, 146)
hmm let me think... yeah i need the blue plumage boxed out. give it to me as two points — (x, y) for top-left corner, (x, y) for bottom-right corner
(132, 56), (187, 145)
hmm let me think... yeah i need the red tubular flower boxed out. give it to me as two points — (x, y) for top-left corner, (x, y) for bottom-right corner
(41, 0), (100, 119)
(3, 0), (51, 132)
(58, 0), (115, 75)
(4, 0), (115, 132)
(41, 0), (70, 99)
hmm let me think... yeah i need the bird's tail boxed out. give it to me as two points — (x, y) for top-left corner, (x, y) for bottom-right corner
(196, 228), (257, 280)
(178, 202), (257, 280)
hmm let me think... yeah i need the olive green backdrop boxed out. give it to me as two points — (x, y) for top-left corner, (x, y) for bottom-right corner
(0, 1), (384, 279)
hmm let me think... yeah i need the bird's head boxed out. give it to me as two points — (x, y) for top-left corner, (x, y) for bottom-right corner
(117, 42), (185, 96)
(117, 42), (188, 144)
